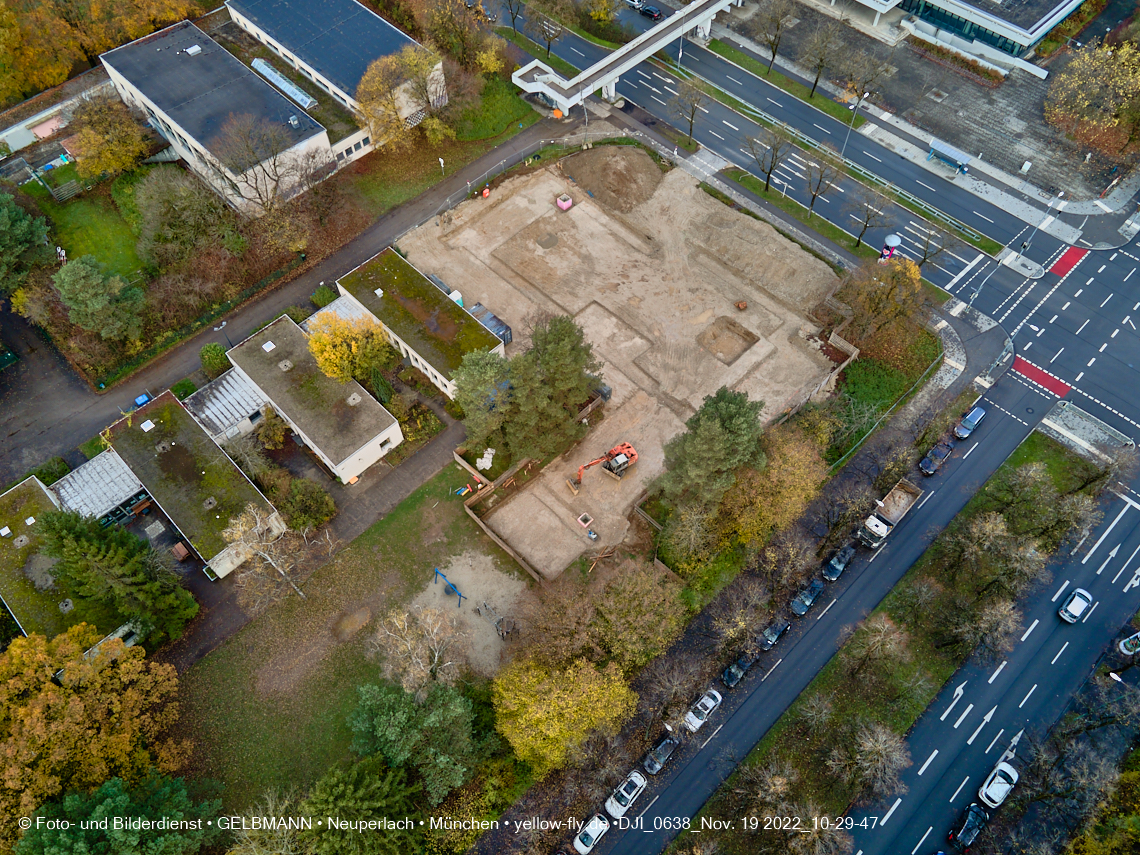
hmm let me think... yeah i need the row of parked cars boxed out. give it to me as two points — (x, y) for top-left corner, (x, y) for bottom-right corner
(572, 689), (726, 852)
(919, 405), (987, 476)
(948, 760), (1020, 848)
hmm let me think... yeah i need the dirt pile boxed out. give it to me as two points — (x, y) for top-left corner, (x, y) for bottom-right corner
(560, 146), (663, 213)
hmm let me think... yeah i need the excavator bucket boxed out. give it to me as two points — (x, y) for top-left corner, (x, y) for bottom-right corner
(565, 478), (580, 496)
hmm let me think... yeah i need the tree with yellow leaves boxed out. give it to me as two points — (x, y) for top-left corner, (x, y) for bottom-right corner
(0, 625), (188, 850)
(1046, 41), (1140, 156)
(306, 314), (399, 384)
(493, 658), (637, 778)
(839, 256), (925, 340)
(70, 95), (151, 180)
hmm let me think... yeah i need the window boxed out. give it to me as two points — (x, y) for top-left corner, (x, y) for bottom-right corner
(249, 410), (263, 424)
(380, 439), (392, 451)
(336, 151), (345, 161)
(353, 141), (362, 152)
(362, 137), (370, 146)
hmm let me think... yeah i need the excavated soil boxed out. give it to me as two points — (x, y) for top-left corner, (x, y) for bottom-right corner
(560, 146), (663, 213)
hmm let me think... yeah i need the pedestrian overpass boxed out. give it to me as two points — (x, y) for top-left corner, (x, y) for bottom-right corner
(512, 0), (743, 113)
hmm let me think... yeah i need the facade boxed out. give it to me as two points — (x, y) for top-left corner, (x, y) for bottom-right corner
(100, 21), (333, 212)
(852, 0), (1084, 54)
(108, 391), (284, 578)
(336, 248), (505, 399)
(225, 0), (444, 163)
(227, 316), (403, 483)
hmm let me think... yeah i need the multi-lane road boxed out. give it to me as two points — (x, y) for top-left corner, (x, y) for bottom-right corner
(502, 10), (1140, 854)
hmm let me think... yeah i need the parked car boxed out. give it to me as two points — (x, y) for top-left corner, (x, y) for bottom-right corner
(683, 689), (723, 732)
(823, 545), (855, 582)
(919, 440), (956, 475)
(1059, 588), (1093, 623)
(790, 579), (826, 617)
(978, 761), (1019, 809)
(640, 4), (663, 18)
(623, 0), (643, 8)
(643, 734), (680, 775)
(722, 650), (758, 689)
(757, 619), (791, 651)
(954, 405), (987, 439)
(573, 814), (610, 854)
(604, 770), (647, 818)
(948, 803), (989, 848)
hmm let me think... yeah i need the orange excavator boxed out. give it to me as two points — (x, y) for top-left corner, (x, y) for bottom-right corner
(566, 443), (638, 495)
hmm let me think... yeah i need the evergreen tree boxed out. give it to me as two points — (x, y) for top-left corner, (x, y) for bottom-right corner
(14, 772), (219, 855)
(348, 683), (475, 805)
(0, 193), (50, 297)
(300, 756), (421, 855)
(656, 387), (766, 508)
(52, 256), (144, 340)
(38, 511), (199, 643)
(530, 314), (601, 415)
(452, 350), (511, 449)
(503, 351), (584, 461)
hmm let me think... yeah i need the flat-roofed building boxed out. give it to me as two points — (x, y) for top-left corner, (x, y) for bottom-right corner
(101, 21), (333, 212)
(227, 315), (403, 483)
(51, 450), (149, 526)
(336, 248), (505, 399)
(183, 368), (270, 442)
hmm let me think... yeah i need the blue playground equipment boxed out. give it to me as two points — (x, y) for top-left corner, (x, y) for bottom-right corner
(433, 567), (467, 608)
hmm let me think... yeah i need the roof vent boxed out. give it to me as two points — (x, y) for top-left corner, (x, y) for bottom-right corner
(288, 115), (299, 128)
(203, 496), (217, 511)
(262, 340), (276, 352)
(347, 392), (362, 407)
(186, 44), (202, 56)
(278, 359), (293, 372)
(24, 517), (35, 526)
(141, 419), (155, 432)
(374, 288), (384, 299)
(0, 527), (9, 537)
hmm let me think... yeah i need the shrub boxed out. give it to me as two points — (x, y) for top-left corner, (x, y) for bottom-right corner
(443, 398), (465, 420)
(398, 367), (441, 398)
(170, 378), (197, 400)
(30, 457), (70, 486)
(312, 285), (338, 308)
(284, 305), (311, 324)
(257, 406), (289, 450)
(256, 467), (293, 505)
(200, 343), (231, 379)
(79, 435), (106, 460)
(370, 370), (395, 405)
(280, 478), (336, 530)
(841, 359), (910, 409)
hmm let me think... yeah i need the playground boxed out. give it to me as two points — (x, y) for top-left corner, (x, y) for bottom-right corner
(400, 145), (839, 579)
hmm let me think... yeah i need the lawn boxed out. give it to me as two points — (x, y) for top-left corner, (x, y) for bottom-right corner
(497, 27), (582, 79)
(455, 75), (541, 140)
(24, 179), (145, 280)
(181, 464), (522, 811)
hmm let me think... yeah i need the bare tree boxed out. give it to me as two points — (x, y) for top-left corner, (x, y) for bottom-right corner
(744, 125), (794, 193)
(871, 442), (916, 495)
(750, 0), (795, 75)
(911, 223), (963, 270)
(847, 187), (890, 248)
(839, 49), (893, 101)
(789, 801), (854, 855)
(811, 482), (874, 553)
(640, 653), (707, 730)
(752, 528), (815, 594)
(516, 577), (601, 666)
(663, 503), (715, 563)
(228, 789), (305, 855)
(223, 503), (303, 609)
(896, 579), (939, 622)
(805, 149), (842, 217)
(370, 605), (467, 700)
(940, 598), (1021, 660)
(223, 433), (272, 482)
(827, 722), (911, 802)
(797, 693), (833, 735)
(733, 758), (798, 809)
(843, 613), (907, 676)
(209, 114), (323, 212)
(669, 80), (708, 143)
(1069, 443), (1140, 496)
(504, 0), (524, 32)
(801, 17), (844, 98)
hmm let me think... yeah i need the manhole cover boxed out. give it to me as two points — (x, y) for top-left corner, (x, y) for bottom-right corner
(203, 496), (218, 511)
(12, 535), (29, 548)
(1026, 407), (1034, 414)
(155, 440), (172, 453)
(59, 599), (73, 614)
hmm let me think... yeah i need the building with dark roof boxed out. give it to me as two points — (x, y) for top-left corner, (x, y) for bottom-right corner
(227, 316), (403, 483)
(224, 0), (445, 145)
(100, 21), (333, 211)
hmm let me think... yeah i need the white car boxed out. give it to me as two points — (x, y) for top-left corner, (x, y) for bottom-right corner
(683, 689), (723, 732)
(604, 770), (647, 818)
(623, 0), (643, 7)
(978, 761), (1019, 808)
(1058, 588), (1093, 623)
(573, 813), (610, 854)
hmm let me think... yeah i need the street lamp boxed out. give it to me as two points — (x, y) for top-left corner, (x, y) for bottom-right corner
(840, 91), (870, 159)
(213, 320), (233, 348)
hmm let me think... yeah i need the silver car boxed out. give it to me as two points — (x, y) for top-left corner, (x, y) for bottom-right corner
(683, 689), (723, 732)
(1058, 588), (1092, 623)
(604, 770), (647, 818)
(978, 761), (1019, 808)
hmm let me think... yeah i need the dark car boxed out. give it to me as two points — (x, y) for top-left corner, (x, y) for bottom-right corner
(642, 734), (680, 775)
(790, 579), (826, 617)
(757, 619), (791, 651)
(948, 803), (989, 849)
(640, 4), (663, 18)
(919, 440), (956, 476)
(823, 545), (855, 582)
(721, 650), (758, 688)
(954, 405), (987, 440)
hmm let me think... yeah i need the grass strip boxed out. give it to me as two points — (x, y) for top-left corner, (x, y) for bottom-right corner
(497, 27), (583, 78)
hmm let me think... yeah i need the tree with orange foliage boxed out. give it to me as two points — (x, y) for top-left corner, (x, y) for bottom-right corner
(0, 625), (189, 850)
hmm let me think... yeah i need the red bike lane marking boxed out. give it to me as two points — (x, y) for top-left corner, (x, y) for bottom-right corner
(1012, 356), (1071, 397)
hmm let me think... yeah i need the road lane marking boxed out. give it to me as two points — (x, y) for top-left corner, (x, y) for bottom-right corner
(700, 723), (724, 749)
(916, 179), (937, 192)
(1052, 580), (1070, 601)
(722, 119), (739, 130)
(765, 96), (782, 106)
(1076, 289), (1084, 297)
(1050, 314), (1058, 323)
(1050, 348), (1064, 363)
(817, 598), (837, 620)
(1076, 372), (1084, 382)
(709, 130), (725, 140)
(762, 658), (783, 681)
(974, 211), (995, 223)
(950, 777), (971, 802)
(1097, 544), (1120, 575)
(1113, 329), (1120, 338)
(917, 490), (935, 511)
(940, 681), (967, 720)
(985, 729), (1005, 754)
(953, 703), (974, 728)
(652, 96), (667, 106)
(813, 122), (831, 134)
(1063, 302), (1070, 310)
(1127, 267), (1136, 282)
(570, 46), (585, 56)
(989, 660), (1007, 683)
(1102, 293), (1114, 308)
(1019, 684), (1037, 708)
(1077, 319), (1090, 334)
(1021, 619), (1039, 641)
(864, 151), (882, 162)
(1100, 264), (1107, 272)
(1088, 358), (1096, 367)
(912, 827), (933, 855)
(1052, 641), (1069, 664)
(1084, 503), (1131, 563)
(637, 795), (660, 818)
(918, 750), (939, 775)
(881, 798), (902, 825)
(1100, 343), (1108, 352)
(726, 75), (743, 84)
(963, 442), (978, 459)
(967, 707), (996, 745)
(637, 69), (651, 79)
(947, 254), (984, 290)
(1082, 601), (1098, 622)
